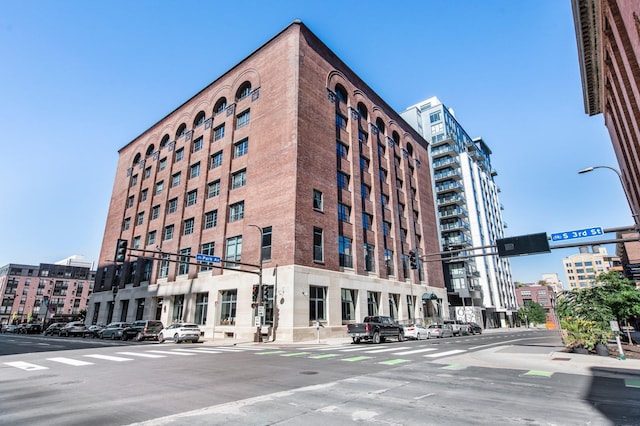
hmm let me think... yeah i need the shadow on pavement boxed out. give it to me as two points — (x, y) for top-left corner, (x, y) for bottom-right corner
(585, 366), (640, 425)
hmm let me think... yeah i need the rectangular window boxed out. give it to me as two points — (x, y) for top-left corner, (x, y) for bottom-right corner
(225, 236), (242, 267)
(130, 174), (138, 187)
(127, 196), (134, 208)
(309, 286), (326, 321)
(163, 225), (174, 241)
(183, 218), (195, 235)
(367, 291), (379, 316)
(339, 236), (353, 268)
(382, 221), (391, 236)
(151, 205), (160, 220)
(360, 157), (369, 171)
(192, 136), (203, 153)
(159, 157), (167, 171)
(137, 212), (144, 226)
(171, 172), (181, 188)
(236, 109), (250, 128)
(261, 226), (272, 261)
(220, 290), (237, 325)
(144, 166), (151, 180)
(140, 189), (148, 202)
(207, 180), (221, 198)
(364, 243), (375, 272)
(133, 236), (141, 249)
(313, 189), (323, 211)
(337, 171), (350, 190)
(341, 288), (356, 321)
(338, 203), (350, 222)
(178, 248), (191, 275)
(190, 162), (201, 179)
(186, 190), (198, 206)
(204, 210), (218, 229)
(195, 292), (208, 325)
(362, 213), (373, 230)
(147, 230), (156, 246)
(168, 198), (178, 214)
(213, 124), (225, 141)
(123, 218), (131, 231)
(429, 111), (441, 123)
(175, 148), (184, 162)
(361, 184), (370, 199)
(313, 227), (323, 262)
(172, 295), (184, 322)
(234, 139), (248, 158)
(231, 169), (247, 189)
(336, 113), (347, 129)
(210, 151), (223, 169)
(159, 254), (170, 278)
(199, 242), (215, 272)
(155, 181), (164, 195)
(229, 201), (244, 222)
(385, 249), (394, 275)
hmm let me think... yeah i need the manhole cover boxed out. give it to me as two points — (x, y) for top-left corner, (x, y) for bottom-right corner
(299, 371), (319, 375)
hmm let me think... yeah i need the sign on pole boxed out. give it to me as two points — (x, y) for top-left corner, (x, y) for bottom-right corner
(195, 254), (221, 263)
(550, 227), (603, 242)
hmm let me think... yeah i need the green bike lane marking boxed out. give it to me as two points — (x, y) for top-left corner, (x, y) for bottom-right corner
(280, 352), (311, 357)
(379, 359), (411, 365)
(522, 370), (554, 377)
(625, 379), (640, 388)
(309, 354), (341, 359)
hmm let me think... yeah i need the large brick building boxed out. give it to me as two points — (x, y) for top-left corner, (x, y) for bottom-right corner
(89, 21), (445, 341)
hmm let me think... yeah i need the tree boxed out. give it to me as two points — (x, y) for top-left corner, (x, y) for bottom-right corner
(518, 302), (547, 327)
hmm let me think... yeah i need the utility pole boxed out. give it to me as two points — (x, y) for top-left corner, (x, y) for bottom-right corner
(249, 225), (264, 343)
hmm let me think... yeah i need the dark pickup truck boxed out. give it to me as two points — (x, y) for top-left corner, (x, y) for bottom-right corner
(346, 315), (405, 344)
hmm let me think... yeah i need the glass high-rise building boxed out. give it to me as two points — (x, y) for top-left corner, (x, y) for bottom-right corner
(401, 96), (517, 328)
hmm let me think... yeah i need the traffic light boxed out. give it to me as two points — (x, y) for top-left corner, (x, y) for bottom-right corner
(252, 285), (259, 303)
(409, 249), (418, 269)
(114, 239), (128, 262)
(262, 285), (272, 301)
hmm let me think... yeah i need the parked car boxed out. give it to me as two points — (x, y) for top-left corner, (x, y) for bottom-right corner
(444, 320), (470, 336)
(467, 322), (483, 335)
(122, 320), (164, 341)
(59, 321), (88, 337)
(426, 324), (454, 338)
(5, 324), (18, 333)
(14, 323), (30, 334)
(99, 322), (131, 340)
(346, 316), (405, 344)
(403, 324), (429, 340)
(158, 323), (201, 343)
(19, 323), (43, 334)
(44, 322), (67, 336)
(83, 325), (104, 338)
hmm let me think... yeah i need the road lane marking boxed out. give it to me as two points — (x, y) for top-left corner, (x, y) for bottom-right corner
(116, 352), (167, 358)
(255, 351), (286, 355)
(379, 359), (410, 365)
(425, 349), (466, 358)
(394, 348), (438, 355)
(47, 357), (94, 366)
(441, 364), (466, 370)
(337, 346), (390, 352)
(309, 354), (340, 359)
(170, 349), (222, 354)
(280, 352), (311, 357)
(4, 361), (48, 371)
(147, 350), (195, 356)
(341, 356), (372, 362)
(523, 370), (554, 377)
(84, 354), (133, 362)
(364, 346), (411, 354)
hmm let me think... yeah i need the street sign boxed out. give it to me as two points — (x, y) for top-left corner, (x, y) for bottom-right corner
(196, 253), (221, 263)
(257, 305), (265, 317)
(550, 227), (603, 242)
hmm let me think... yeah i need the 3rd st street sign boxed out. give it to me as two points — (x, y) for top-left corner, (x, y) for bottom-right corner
(550, 227), (603, 242)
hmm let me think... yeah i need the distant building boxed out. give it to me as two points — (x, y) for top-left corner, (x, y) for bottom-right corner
(572, 0), (640, 283)
(89, 21), (446, 342)
(515, 284), (558, 329)
(0, 257), (95, 326)
(562, 246), (621, 290)
(541, 273), (564, 293)
(401, 97), (516, 328)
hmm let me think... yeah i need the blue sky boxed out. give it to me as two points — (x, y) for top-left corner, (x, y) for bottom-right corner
(0, 1), (630, 285)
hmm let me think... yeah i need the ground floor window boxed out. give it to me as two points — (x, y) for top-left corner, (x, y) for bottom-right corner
(388, 293), (399, 320)
(220, 290), (237, 325)
(172, 295), (184, 322)
(309, 286), (326, 321)
(406, 295), (414, 321)
(195, 293), (208, 325)
(367, 291), (379, 316)
(92, 302), (100, 325)
(135, 298), (145, 320)
(120, 299), (129, 322)
(341, 288), (356, 322)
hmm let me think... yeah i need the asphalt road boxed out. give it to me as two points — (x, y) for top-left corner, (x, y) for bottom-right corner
(1, 330), (638, 425)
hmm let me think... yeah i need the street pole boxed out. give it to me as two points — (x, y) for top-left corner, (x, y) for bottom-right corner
(249, 225), (263, 343)
(578, 166), (639, 226)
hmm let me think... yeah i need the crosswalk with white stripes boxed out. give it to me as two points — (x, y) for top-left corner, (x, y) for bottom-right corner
(3, 343), (469, 372)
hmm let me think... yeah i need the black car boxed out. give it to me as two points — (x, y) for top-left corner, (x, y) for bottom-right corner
(19, 323), (43, 334)
(121, 320), (164, 341)
(44, 322), (67, 336)
(467, 322), (483, 335)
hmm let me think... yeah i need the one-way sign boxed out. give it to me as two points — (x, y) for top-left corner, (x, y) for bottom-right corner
(550, 227), (603, 242)
(196, 254), (221, 263)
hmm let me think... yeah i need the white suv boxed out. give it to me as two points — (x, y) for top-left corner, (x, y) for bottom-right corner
(444, 320), (470, 336)
(158, 323), (201, 343)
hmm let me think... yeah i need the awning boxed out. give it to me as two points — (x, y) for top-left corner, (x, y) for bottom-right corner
(422, 293), (438, 300)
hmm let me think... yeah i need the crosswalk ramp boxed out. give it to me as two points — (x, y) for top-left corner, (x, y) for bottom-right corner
(3, 344), (468, 372)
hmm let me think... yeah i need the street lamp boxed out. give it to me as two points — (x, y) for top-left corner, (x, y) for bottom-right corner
(248, 224), (264, 343)
(578, 166), (639, 225)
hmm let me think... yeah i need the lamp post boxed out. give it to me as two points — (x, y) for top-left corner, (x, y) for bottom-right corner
(578, 166), (639, 226)
(248, 224), (264, 343)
